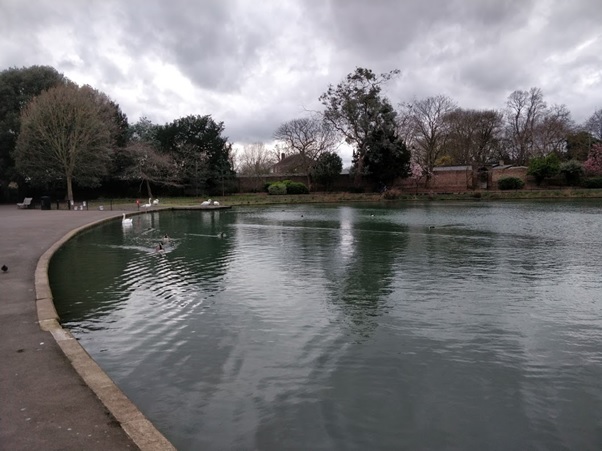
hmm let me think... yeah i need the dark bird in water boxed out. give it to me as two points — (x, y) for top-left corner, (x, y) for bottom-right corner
(1, 265), (7, 272)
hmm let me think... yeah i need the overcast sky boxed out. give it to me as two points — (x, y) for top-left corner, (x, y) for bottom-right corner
(2, 0), (601, 164)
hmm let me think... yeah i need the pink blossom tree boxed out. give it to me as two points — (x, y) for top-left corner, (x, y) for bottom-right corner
(410, 162), (424, 192)
(583, 143), (602, 176)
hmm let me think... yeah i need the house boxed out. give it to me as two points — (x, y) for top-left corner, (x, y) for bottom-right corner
(270, 153), (312, 174)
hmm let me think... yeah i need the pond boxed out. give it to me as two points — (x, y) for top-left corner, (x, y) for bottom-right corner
(50, 201), (602, 450)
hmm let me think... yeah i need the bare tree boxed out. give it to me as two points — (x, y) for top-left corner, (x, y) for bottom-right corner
(401, 95), (457, 183)
(444, 109), (503, 164)
(113, 117), (179, 198)
(504, 87), (547, 165)
(532, 104), (574, 157)
(273, 117), (338, 189)
(585, 108), (602, 141)
(119, 142), (178, 199)
(15, 83), (113, 201)
(237, 142), (275, 190)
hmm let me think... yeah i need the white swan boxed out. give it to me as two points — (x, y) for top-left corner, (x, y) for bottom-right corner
(153, 198), (160, 205)
(141, 198), (152, 208)
(122, 213), (133, 225)
(200, 199), (211, 206)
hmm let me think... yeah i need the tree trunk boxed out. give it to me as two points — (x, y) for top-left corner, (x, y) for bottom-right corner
(145, 179), (153, 199)
(354, 156), (364, 186)
(66, 175), (73, 202)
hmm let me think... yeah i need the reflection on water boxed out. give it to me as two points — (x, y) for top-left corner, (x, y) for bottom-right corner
(50, 202), (602, 450)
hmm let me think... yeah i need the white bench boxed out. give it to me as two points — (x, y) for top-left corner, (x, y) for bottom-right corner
(17, 197), (33, 209)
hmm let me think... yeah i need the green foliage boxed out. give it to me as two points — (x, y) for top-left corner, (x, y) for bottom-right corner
(128, 116), (159, 145)
(311, 151), (342, 190)
(268, 179), (309, 194)
(284, 181), (309, 194)
(582, 177), (602, 188)
(565, 131), (597, 161)
(527, 154), (560, 185)
(155, 115), (234, 195)
(364, 126), (411, 184)
(497, 177), (525, 190)
(268, 182), (287, 195)
(319, 67), (399, 184)
(559, 160), (584, 186)
(111, 117), (169, 198)
(0, 65), (66, 188)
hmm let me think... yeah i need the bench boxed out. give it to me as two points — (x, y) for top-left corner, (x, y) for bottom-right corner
(17, 197), (33, 209)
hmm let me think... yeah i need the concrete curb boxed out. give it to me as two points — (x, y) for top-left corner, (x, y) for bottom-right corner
(34, 213), (176, 451)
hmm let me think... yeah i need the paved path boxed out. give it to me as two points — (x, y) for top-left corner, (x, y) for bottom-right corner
(0, 205), (173, 451)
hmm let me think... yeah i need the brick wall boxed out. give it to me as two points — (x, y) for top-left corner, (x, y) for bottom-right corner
(236, 166), (531, 193)
(491, 166), (528, 185)
(397, 167), (473, 192)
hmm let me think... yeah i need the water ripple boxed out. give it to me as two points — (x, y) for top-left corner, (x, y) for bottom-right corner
(51, 203), (602, 451)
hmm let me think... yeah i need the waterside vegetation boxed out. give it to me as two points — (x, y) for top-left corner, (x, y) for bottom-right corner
(53, 187), (602, 213)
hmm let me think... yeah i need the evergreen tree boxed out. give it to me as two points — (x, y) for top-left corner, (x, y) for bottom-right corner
(311, 151), (342, 191)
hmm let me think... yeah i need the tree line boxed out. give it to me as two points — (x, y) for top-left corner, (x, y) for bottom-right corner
(0, 65), (235, 202)
(240, 67), (602, 189)
(2, 65), (602, 202)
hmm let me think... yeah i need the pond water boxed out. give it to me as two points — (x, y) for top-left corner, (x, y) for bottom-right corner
(50, 201), (602, 450)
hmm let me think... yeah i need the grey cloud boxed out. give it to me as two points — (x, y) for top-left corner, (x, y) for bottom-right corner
(313, 0), (537, 62)
(1, 0), (601, 143)
(113, 0), (283, 92)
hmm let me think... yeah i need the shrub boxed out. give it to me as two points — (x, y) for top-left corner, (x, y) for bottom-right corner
(285, 181), (309, 194)
(559, 160), (584, 186)
(263, 182), (272, 192)
(268, 182), (287, 195)
(498, 177), (525, 190)
(527, 154), (560, 185)
(582, 177), (602, 189)
(382, 188), (401, 200)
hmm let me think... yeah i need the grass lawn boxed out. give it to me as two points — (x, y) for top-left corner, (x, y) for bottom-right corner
(76, 188), (602, 211)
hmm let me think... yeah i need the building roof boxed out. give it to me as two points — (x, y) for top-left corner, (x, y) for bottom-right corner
(270, 153), (311, 174)
(432, 165), (471, 172)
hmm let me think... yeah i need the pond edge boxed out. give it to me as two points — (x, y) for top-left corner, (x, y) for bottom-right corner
(35, 210), (176, 451)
